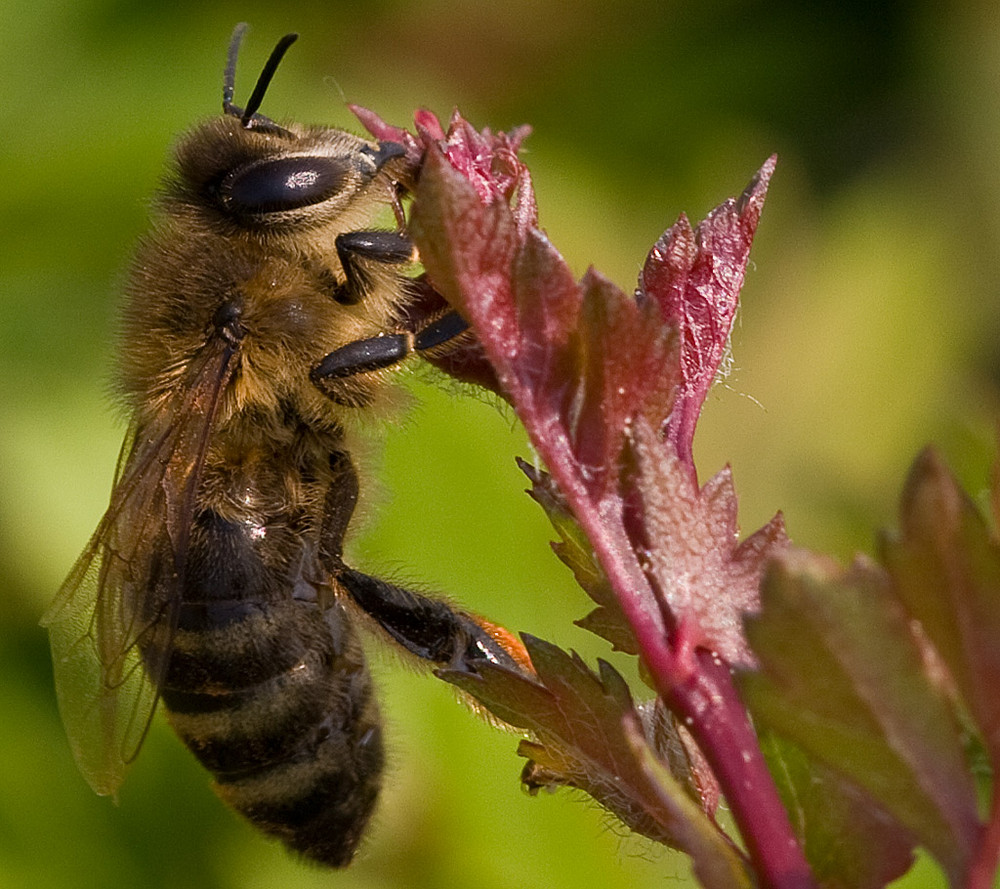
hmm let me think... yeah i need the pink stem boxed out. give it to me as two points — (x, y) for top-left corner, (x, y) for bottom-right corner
(662, 650), (816, 889)
(967, 792), (1000, 889)
(534, 427), (814, 889)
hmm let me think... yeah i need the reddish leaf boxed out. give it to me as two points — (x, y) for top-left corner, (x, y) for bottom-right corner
(351, 105), (533, 208)
(349, 103), (423, 168)
(741, 550), (981, 884)
(411, 145), (523, 363)
(639, 156), (776, 464)
(626, 415), (787, 666)
(414, 109), (532, 208)
(513, 229), (580, 346)
(412, 140), (677, 492)
(509, 228), (582, 400)
(566, 271), (677, 494)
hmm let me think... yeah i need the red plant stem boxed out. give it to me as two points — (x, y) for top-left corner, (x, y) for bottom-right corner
(533, 426), (815, 888)
(593, 518), (814, 889)
(664, 651), (816, 889)
(968, 790), (1000, 889)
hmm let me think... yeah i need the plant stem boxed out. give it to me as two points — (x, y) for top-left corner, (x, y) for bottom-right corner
(663, 650), (815, 889)
(967, 790), (1000, 889)
(559, 475), (814, 887)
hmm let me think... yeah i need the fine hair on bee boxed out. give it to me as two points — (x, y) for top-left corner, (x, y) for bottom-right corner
(43, 23), (524, 868)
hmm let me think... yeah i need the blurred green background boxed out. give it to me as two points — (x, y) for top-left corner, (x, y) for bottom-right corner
(2, 0), (998, 886)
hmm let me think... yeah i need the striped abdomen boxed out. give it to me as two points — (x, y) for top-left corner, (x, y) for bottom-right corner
(147, 509), (383, 868)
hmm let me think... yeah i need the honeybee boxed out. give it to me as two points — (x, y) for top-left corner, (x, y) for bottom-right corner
(43, 24), (522, 868)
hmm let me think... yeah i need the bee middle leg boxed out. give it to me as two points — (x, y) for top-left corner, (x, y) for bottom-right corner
(311, 308), (470, 388)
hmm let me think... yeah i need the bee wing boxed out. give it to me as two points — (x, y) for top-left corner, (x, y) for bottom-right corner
(42, 338), (239, 798)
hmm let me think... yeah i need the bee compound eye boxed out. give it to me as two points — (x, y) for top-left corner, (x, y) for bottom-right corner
(221, 156), (348, 215)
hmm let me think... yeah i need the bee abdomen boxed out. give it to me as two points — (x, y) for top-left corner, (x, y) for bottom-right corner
(214, 718), (383, 868)
(158, 582), (383, 867)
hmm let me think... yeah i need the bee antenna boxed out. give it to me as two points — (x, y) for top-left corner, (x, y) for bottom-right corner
(240, 31), (299, 127)
(222, 22), (249, 116)
(222, 24), (299, 132)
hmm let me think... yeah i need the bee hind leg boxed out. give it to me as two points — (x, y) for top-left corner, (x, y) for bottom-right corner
(319, 450), (525, 674)
(337, 567), (523, 674)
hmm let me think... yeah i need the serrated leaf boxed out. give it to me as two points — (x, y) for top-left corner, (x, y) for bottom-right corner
(639, 156), (776, 462)
(573, 608), (638, 656)
(741, 550), (980, 884)
(625, 720), (754, 889)
(517, 458), (637, 654)
(440, 636), (737, 873)
(627, 415), (787, 666)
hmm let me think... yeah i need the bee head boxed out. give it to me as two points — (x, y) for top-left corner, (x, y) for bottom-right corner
(163, 27), (407, 234)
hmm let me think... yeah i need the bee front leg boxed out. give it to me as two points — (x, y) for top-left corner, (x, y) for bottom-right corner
(333, 230), (414, 305)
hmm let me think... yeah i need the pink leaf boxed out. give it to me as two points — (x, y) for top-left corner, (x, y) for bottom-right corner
(639, 156), (776, 465)
(627, 415), (788, 666)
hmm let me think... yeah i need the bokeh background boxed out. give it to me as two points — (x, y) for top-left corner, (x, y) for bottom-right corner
(2, 1), (998, 886)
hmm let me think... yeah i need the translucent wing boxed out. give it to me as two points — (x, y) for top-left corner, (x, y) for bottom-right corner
(42, 337), (239, 797)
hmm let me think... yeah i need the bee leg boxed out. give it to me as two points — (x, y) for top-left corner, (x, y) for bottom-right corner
(337, 567), (524, 674)
(320, 450), (359, 566)
(333, 230), (414, 305)
(311, 310), (470, 387)
(319, 451), (521, 674)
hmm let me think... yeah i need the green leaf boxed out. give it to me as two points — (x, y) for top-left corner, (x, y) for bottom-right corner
(759, 732), (915, 888)
(516, 459), (637, 654)
(880, 447), (1000, 770)
(742, 551), (980, 884)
